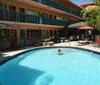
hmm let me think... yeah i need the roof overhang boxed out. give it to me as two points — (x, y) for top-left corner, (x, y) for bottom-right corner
(81, 3), (94, 8)
(0, 22), (17, 29)
(0, 21), (64, 30)
(68, 22), (86, 28)
(58, 0), (83, 11)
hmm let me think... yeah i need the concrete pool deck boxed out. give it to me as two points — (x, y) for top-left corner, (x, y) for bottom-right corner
(54, 41), (100, 53)
(0, 41), (100, 65)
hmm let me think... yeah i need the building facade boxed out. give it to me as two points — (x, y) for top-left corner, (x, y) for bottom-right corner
(0, 0), (82, 50)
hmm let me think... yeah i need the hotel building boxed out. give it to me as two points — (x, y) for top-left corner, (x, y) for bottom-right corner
(0, 0), (83, 49)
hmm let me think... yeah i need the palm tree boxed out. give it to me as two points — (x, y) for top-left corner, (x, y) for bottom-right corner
(86, 10), (100, 29)
(82, 0), (100, 30)
(94, 0), (100, 6)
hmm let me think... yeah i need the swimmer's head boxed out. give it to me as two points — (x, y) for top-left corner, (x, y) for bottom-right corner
(58, 49), (61, 52)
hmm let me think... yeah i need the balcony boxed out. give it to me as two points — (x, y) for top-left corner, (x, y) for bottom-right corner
(33, 0), (82, 17)
(42, 17), (68, 26)
(0, 9), (71, 26)
(0, 9), (40, 23)
(33, 0), (39, 2)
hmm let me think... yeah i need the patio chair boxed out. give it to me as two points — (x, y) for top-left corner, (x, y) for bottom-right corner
(77, 38), (91, 46)
(90, 37), (100, 45)
(77, 40), (88, 45)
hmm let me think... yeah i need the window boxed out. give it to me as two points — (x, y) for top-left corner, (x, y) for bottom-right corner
(27, 10), (38, 16)
(57, 16), (63, 20)
(54, 16), (56, 19)
(50, 30), (53, 36)
(9, 5), (16, 11)
(40, 13), (48, 18)
(41, 30), (49, 39)
(0, 29), (9, 41)
(27, 29), (40, 40)
(0, 3), (6, 10)
(62, 18), (67, 21)
(49, 15), (52, 18)
(19, 8), (25, 13)
(20, 30), (25, 40)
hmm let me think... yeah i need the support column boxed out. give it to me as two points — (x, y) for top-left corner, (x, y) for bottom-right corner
(40, 17), (42, 24)
(17, 28), (20, 47)
(25, 29), (27, 46)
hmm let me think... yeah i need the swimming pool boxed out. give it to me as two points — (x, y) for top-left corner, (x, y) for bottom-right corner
(0, 47), (100, 85)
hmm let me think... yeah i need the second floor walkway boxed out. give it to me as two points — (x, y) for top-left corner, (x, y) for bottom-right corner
(0, 9), (75, 26)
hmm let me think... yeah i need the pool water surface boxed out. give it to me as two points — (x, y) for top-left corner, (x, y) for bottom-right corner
(0, 48), (100, 85)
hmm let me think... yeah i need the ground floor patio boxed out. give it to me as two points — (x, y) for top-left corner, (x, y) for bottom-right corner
(0, 21), (66, 50)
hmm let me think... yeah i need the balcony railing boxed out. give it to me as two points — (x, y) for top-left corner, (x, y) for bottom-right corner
(33, 0), (82, 17)
(0, 9), (40, 23)
(0, 9), (72, 26)
(33, 0), (39, 2)
(42, 17), (68, 26)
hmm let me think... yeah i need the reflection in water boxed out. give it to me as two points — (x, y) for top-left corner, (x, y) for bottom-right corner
(34, 73), (54, 85)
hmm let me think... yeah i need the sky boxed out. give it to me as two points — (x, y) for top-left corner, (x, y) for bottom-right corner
(70, 0), (93, 6)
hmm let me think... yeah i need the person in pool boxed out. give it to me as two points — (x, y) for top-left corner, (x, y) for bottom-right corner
(58, 49), (62, 55)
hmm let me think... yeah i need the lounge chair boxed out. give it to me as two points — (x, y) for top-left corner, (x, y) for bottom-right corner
(77, 38), (91, 46)
(78, 40), (89, 45)
(90, 37), (100, 45)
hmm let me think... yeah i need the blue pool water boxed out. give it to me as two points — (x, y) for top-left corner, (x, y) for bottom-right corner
(0, 48), (100, 85)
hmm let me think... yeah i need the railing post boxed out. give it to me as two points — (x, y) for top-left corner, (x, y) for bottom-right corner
(4, 9), (5, 20)
(39, 17), (42, 24)
(39, 0), (41, 3)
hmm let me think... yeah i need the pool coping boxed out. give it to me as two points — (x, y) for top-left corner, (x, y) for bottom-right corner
(0, 46), (100, 66)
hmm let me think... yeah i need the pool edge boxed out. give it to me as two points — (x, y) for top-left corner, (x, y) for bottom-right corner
(0, 46), (100, 66)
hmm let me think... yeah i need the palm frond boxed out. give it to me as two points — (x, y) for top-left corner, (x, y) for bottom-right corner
(94, 0), (100, 6)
